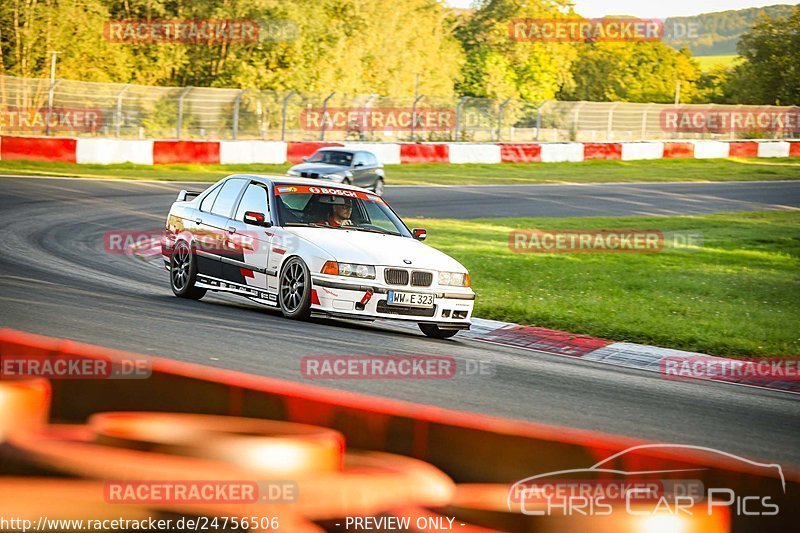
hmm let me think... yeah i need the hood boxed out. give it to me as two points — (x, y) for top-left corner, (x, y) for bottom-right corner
(289, 162), (348, 174)
(285, 227), (466, 272)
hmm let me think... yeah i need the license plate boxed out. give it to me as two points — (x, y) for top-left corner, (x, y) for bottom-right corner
(387, 291), (434, 308)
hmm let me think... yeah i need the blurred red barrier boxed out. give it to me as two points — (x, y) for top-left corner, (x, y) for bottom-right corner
(583, 142), (622, 160)
(400, 143), (449, 163)
(153, 140), (220, 164)
(728, 141), (759, 158)
(663, 141), (695, 158)
(1, 328), (797, 531)
(500, 143), (542, 163)
(0, 136), (77, 162)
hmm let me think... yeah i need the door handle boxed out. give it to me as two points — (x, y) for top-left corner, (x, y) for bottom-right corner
(227, 227), (237, 234)
(194, 218), (202, 224)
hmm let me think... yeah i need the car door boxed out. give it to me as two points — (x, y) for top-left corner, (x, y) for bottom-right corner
(351, 151), (371, 187)
(196, 177), (247, 280)
(222, 181), (274, 299)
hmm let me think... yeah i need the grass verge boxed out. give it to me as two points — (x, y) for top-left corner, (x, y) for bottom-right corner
(0, 157), (798, 185)
(410, 211), (800, 358)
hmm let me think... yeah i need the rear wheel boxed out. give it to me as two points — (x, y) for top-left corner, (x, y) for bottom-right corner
(418, 323), (459, 339)
(279, 257), (312, 319)
(170, 240), (206, 300)
(342, 178), (351, 185)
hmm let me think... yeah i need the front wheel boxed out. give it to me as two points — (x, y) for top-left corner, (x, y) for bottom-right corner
(279, 257), (312, 319)
(418, 323), (459, 339)
(170, 240), (206, 300)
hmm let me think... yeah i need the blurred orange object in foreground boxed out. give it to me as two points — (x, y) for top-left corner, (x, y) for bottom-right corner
(0, 378), (50, 442)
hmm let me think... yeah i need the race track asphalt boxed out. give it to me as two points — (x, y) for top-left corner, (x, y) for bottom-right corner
(0, 176), (798, 467)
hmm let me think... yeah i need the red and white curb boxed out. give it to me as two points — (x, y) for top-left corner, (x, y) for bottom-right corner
(1, 135), (798, 165)
(467, 319), (799, 395)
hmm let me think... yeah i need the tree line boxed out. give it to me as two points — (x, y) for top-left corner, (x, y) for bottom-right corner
(0, 0), (797, 105)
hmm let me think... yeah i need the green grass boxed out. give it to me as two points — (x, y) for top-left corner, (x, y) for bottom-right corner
(410, 211), (800, 358)
(694, 54), (739, 72)
(0, 157), (799, 185)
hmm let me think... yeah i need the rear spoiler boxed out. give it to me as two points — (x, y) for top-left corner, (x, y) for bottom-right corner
(176, 190), (203, 202)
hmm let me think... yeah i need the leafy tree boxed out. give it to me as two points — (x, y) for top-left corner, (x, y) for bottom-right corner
(561, 42), (703, 103)
(454, 0), (577, 101)
(726, 7), (800, 105)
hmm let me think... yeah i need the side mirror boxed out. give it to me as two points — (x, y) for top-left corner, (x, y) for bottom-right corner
(302, 157), (309, 162)
(412, 228), (427, 241)
(244, 211), (271, 227)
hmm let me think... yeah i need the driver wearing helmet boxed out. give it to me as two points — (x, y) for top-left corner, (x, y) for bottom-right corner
(318, 196), (354, 227)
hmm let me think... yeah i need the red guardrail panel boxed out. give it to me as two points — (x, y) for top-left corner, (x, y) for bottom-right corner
(399, 143), (449, 164)
(152, 141), (220, 165)
(0, 135), (77, 163)
(583, 143), (622, 161)
(728, 141), (759, 158)
(499, 143), (542, 163)
(663, 141), (695, 159)
(789, 141), (800, 157)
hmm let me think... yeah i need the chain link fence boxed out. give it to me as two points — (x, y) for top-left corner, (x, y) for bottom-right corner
(1, 75), (797, 141)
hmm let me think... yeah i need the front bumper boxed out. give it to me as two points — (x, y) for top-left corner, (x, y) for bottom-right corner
(311, 275), (474, 327)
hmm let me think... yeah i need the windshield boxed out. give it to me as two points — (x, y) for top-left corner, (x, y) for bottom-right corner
(306, 150), (354, 166)
(274, 185), (411, 237)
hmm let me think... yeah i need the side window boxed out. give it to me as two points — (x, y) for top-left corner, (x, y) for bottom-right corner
(365, 152), (378, 166)
(353, 152), (367, 166)
(199, 184), (222, 212)
(210, 179), (246, 217)
(235, 183), (269, 222)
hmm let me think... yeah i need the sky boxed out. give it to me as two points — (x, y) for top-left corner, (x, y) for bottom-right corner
(445, 1), (794, 18)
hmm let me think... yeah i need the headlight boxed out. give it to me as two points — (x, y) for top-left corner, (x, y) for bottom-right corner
(286, 169), (300, 176)
(322, 173), (346, 182)
(439, 271), (470, 287)
(321, 261), (375, 279)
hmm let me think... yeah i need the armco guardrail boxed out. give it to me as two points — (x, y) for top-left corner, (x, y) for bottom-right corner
(0, 135), (799, 165)
(0, 328), (797, 531)
(2, 74), (799, 142)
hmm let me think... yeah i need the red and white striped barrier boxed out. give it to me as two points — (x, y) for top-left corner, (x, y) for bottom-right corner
(1, 136), (798, 166)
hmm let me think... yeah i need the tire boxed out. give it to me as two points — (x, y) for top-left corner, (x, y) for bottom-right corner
(372, 178), (385, 196)
(418, 323), (459, 339)
(170, 240), (206, 300)
(342, 178), (352, 185)
(279, 257), (312, 320)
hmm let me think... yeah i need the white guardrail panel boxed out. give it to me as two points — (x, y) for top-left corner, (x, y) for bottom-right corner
(446, 143), (502, 164)
(621, 141), (665, 161)
(76, 139), (154, 165)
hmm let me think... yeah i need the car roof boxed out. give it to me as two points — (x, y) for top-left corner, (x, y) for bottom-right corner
(316, 147), (358, 154)
(221, 174), (371, 193)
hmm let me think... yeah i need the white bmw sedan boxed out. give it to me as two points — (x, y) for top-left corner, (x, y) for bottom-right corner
(162, 175), (474, 338)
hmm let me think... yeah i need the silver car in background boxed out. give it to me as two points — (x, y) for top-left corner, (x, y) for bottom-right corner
(287, 148), (385, 195)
